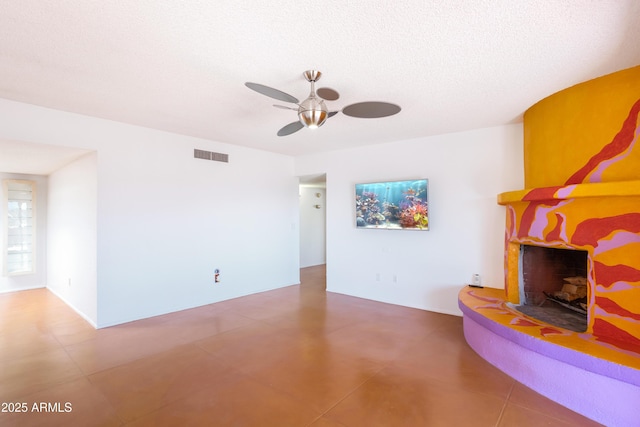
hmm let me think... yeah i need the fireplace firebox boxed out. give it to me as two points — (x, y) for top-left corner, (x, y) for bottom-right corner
(514, 245), (588, 332)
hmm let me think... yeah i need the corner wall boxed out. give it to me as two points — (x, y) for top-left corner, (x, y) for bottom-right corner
(295, 124), (523, 315)
(47, 152), (98, 325)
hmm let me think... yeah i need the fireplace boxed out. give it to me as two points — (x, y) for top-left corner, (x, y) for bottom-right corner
(459, 180), (640, 426)
(515, 245), (588, 332)
(500, 183), (640, 349)
(458, 65), (640, 426)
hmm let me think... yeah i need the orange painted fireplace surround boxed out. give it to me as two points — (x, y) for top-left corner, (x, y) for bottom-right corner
(500, 65), (640, 353)
(459, 65), (640, 426)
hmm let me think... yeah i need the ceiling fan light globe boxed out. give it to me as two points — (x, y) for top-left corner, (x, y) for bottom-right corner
(298, 97), (328, 128)
(299, 110), (328, 128)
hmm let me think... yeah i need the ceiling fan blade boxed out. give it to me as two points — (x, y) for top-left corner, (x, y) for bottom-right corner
(342, 102), (401, 118)
(277, 121), (304, 137)
(328, 111), (339, 118)
(317, 87), (340, 101)
(273, 104), (298, 111)
(245, 82), (299, 104)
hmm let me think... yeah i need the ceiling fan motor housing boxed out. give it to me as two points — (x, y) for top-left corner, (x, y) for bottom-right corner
(298, 70), (328, 128)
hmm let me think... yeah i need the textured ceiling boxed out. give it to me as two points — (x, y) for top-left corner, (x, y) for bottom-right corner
(1, 0), (639, 161)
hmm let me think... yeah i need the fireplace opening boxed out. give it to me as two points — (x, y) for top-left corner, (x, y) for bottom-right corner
(515, 245), (588, 332)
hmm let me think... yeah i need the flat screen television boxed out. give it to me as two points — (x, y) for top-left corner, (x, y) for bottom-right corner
(355, 178), (429, 230)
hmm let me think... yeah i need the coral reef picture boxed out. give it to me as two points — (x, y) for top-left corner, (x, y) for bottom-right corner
(355, 179), (429, 230)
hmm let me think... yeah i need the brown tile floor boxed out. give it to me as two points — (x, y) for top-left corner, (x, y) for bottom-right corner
(0, 265), (603, 426)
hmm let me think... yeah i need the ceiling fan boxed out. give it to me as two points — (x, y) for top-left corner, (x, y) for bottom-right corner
(245, 70), (401, 136)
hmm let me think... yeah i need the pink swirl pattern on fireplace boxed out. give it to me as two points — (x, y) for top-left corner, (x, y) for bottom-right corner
(565, 98), (640, 184)
(465, 66), (640, 426)
(501, 98), (640, 355)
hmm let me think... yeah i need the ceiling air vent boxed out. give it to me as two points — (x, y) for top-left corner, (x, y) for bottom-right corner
(194, 149), (229, 163)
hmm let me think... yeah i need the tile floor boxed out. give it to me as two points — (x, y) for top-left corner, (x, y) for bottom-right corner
(0, 265), (603, 426)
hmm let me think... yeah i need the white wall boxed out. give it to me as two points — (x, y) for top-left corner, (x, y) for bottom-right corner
(299, 186), (326, 267)
(0, 172), (48, 293)
(47, 152), (98, 325)
(0, 97), (522, 323)
(0, 98), (300, 327)
(295, 124), (524, 315)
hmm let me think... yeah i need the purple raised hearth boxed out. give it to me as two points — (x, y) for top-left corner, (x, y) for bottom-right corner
(459, 300), (640, 426)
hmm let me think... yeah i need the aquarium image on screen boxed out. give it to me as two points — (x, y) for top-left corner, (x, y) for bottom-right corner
(355, 179), (428, 230)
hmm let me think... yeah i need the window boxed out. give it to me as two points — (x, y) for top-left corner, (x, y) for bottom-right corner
(3, 180), (36, 276)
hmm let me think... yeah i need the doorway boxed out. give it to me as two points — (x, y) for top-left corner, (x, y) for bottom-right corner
(298, 174), (326, 269)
